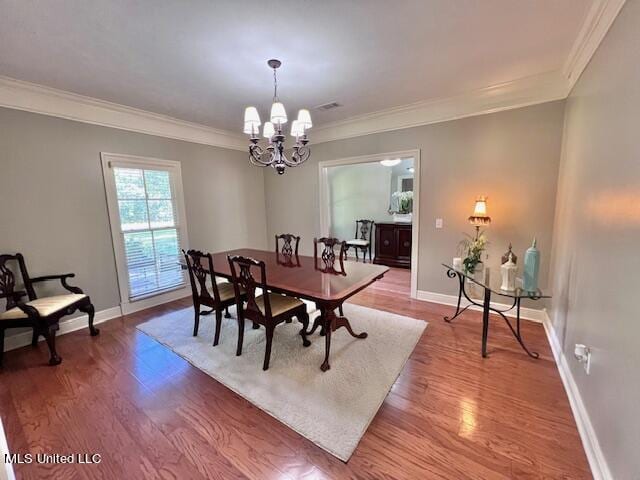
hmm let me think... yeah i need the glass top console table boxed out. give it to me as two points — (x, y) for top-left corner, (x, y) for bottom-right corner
(442, 263), (551, 359)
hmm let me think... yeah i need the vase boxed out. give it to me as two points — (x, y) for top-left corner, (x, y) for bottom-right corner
(473, 262), (485, 283)
(523, 238), (540, 292)
(500, 254), (517, 291)
(466, 261), (484, 284)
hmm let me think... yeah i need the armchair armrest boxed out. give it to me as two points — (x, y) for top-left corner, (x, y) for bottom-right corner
(30, 273), (84, 295)
(30, 273), (75, 283)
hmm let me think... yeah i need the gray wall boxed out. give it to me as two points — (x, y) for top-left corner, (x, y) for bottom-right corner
(264, 101), (565, 298)
(0, 107), (267, 325)
(327, 162), (393, 242)
(549, 2), (640, 478)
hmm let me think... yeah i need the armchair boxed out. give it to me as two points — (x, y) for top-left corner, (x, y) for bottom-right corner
(0, 253), (98, 366)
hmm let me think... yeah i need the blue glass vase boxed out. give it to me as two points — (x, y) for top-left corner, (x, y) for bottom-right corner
(523, 238), (540, 292)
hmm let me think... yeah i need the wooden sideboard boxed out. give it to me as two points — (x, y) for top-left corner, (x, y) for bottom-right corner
(374, 222), (412, 268)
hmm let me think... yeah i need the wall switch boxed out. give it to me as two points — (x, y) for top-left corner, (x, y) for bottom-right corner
(574, 344), (592, 374)
(435, 218), (444, 229)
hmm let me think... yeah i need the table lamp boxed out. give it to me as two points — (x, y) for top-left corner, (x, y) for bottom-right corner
(468, 196), (491, 238)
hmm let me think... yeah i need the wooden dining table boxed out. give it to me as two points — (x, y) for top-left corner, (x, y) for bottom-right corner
(185, 248), (389, 371)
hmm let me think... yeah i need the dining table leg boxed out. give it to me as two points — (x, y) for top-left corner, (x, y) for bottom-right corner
(318, 302), (368, 372)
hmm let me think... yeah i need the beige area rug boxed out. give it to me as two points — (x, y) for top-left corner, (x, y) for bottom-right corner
(137, 303), (427, 461)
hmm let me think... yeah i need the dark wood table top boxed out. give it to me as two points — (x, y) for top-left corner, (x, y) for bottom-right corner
(190, 248), (389, 303)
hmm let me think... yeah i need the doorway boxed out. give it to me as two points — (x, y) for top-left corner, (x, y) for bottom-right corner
(318, 149), (421, 299)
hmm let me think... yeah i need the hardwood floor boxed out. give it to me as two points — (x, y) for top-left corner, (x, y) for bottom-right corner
(0, 267), (591, 479)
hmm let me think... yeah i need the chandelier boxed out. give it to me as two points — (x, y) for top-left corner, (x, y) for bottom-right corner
(243, 59), (312, 175)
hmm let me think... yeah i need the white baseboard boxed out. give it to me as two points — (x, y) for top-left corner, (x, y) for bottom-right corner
(3, 305), (122, 353)
(415, 289), (545, 322)
(542, 311), (611, 480)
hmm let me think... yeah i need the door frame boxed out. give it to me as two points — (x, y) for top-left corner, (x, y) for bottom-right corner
(318, 149), (421, 299)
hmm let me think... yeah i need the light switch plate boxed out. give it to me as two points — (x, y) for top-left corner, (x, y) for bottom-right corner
(435, 218), (444, 229)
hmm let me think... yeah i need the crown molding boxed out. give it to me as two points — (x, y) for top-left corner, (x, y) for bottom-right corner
(0, 76), (246, 151)
(311, 71), (570, 144)
(563, 0), (627, 91)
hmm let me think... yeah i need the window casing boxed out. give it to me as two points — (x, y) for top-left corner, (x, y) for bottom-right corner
(101, 153), (188, 305)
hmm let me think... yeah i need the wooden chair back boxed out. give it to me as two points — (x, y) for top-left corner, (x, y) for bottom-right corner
(228, 255), (271, 321)
(354, 220), (374, 242)
(313, 237), (347, 275)
(0, 253), (33, 309)
(275, 234), (300, 256)
(182, 250), (224, 305)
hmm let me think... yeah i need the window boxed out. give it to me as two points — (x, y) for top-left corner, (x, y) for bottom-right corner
(102, 154), (188, 306)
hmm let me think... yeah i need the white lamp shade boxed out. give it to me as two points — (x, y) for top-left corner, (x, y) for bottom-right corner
(473, 197), (488, 216)
(270, 102), (287, 124)
(380, 159), (401, 167)
(263, 121), (275, 138)
(290, 120), (305, 138)
(297, 109), (312, 129)
(243, 122), (259, 135)
(244, 106), (261, 127)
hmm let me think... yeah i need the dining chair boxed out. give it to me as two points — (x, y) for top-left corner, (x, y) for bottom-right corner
(228, 255), (311, 370)
(183, 249), (245, 346)
(313, 237), (347, 275)
(345, 219), (374, 263)
(313, 237), (347, 317)
(275, 233), (300, 256)
(0, 253), (97, 366)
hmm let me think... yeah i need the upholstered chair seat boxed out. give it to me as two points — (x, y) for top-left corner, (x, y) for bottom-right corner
(255, 293), (305, 317)
(0, 294), (87, 321)
(346, 239), (369, 246)
(217, 282), (241, 303)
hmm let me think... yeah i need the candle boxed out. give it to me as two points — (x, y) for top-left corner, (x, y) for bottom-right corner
(453, 257), (463, 271)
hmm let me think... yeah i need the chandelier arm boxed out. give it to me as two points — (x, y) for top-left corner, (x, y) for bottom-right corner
(287, 145), (311, 166)
(249, 145), (275, 166)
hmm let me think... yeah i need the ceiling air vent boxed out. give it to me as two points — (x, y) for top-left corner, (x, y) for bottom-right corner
(315, 101), (342, 111)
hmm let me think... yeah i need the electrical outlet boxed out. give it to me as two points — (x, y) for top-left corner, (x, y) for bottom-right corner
(435, 218), (443, 229)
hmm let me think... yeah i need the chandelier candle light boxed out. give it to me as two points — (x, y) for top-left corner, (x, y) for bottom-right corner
(243, 59), (312, 174)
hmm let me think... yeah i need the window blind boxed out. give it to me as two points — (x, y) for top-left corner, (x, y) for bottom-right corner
(113, 167), (185, 300)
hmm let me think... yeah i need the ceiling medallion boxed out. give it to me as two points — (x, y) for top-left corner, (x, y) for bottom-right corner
(243, 59), (312, 174)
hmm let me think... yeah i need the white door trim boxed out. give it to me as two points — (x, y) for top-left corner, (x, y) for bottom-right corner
(318, 149), (421, 299)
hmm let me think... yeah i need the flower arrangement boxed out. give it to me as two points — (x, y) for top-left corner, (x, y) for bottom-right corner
(458, 233), (487, 274)
(392, 190), (413, 214)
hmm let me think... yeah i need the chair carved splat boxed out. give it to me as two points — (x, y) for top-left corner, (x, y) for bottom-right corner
(275, 234), (300, 257)
(313, 237), (347, 276)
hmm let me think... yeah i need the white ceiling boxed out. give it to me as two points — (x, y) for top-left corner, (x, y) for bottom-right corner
(0, 0), (593, 134)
